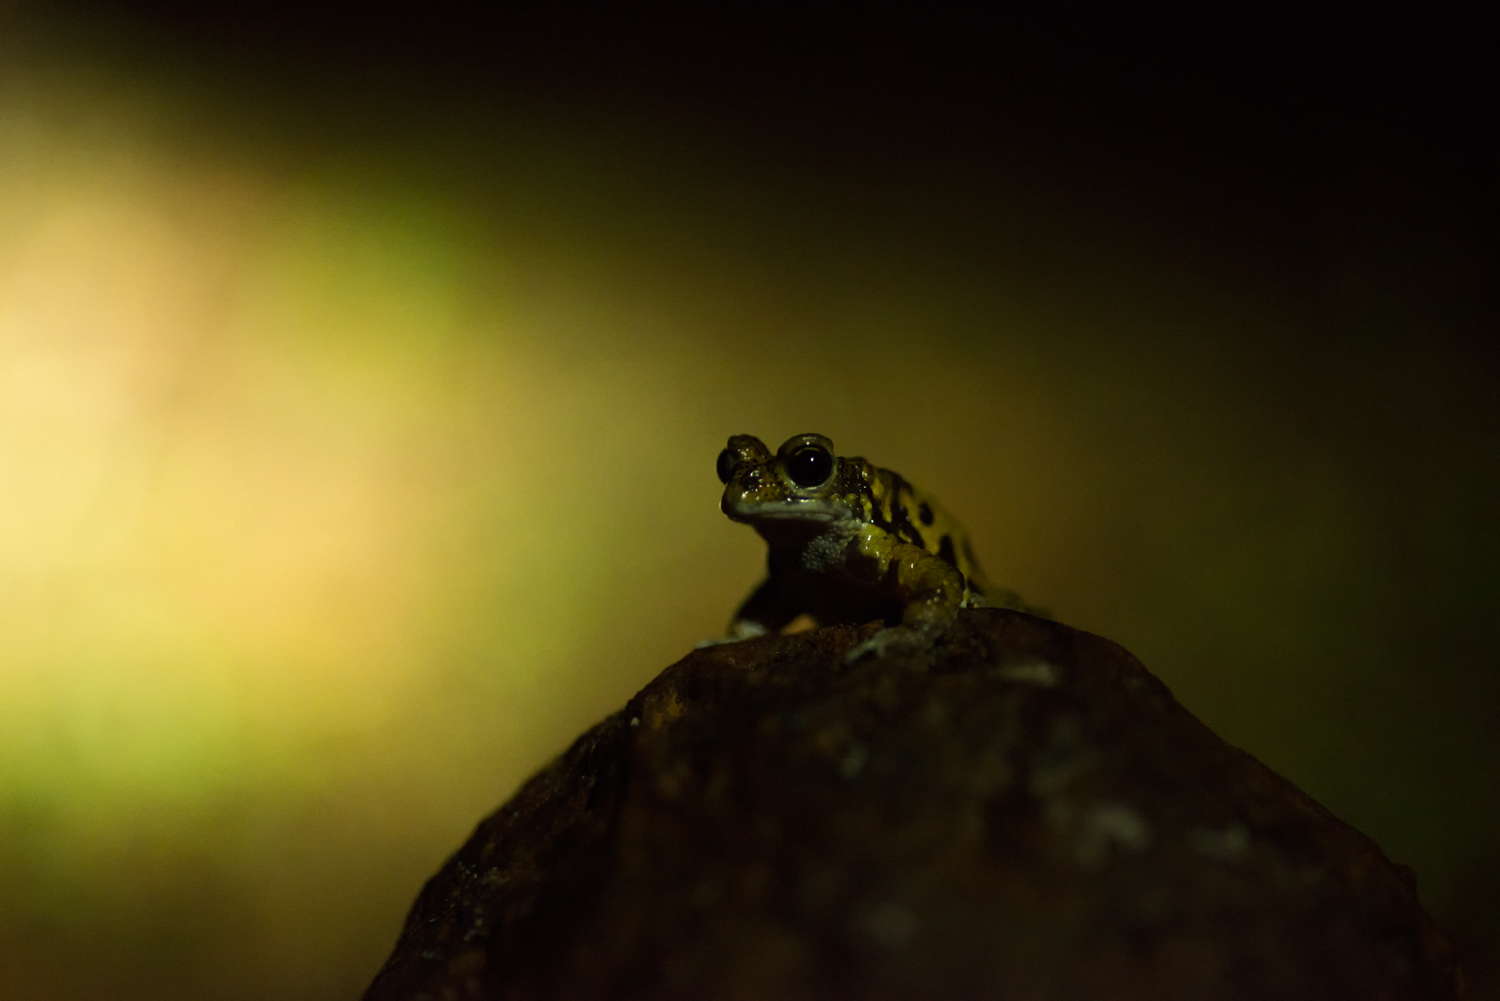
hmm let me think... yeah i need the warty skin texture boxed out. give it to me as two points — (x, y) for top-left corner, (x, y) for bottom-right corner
(716, 433), (1029, 657)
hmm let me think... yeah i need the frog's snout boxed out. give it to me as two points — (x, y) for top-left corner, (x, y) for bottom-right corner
(719, 476), (759, 521)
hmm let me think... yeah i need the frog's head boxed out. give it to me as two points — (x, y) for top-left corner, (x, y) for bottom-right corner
(717, 433), (866, 528)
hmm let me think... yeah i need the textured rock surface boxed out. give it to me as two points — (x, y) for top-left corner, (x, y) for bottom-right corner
(365, 609), (1463, 1000)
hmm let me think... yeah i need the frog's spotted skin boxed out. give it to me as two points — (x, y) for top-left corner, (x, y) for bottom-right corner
(715, 433), (1030, 660)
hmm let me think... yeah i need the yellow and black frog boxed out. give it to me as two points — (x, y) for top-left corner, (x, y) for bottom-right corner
(714, 432), (1032, 661)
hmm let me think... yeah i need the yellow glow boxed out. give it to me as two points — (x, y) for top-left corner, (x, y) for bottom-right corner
(0, 91), (740, 995)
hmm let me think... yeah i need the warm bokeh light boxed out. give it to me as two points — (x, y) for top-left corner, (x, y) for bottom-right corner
(0, 22), (1495, 1000)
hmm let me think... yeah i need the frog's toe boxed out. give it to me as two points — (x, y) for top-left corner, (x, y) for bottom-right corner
(844, 625), (927, 664)
(696, 620), (771, 649)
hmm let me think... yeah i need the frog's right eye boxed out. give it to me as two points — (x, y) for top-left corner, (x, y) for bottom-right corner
(786, 444), (835, 488)
(716, 449), (735, 484)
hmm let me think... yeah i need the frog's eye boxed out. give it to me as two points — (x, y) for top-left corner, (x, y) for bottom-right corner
(716, 449), (735, 484)
(785, 445), (835, 488)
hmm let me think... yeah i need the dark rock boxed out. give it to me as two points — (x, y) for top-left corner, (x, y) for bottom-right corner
(364, 609), (1464, 1000)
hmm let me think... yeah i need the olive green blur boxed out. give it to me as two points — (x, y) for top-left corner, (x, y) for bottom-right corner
(0, 12), (1495, 1000)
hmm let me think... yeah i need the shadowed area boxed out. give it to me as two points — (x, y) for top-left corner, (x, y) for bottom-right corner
(0, 7), (1495, 999)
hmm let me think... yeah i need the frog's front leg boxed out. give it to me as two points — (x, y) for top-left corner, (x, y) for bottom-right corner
(845, 543), (967, 663)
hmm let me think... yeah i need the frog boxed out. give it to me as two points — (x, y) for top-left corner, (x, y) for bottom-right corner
(714, 432), (1032, 661)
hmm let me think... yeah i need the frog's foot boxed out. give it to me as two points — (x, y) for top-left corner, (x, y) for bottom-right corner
(844, 624), (938, 664)
(696, 621), (770, 649)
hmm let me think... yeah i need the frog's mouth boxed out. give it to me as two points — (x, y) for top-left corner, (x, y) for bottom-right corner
(723, 498), (845, 525)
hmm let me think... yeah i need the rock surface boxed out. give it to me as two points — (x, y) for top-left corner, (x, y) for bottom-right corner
(364, 609), (1463, 1000)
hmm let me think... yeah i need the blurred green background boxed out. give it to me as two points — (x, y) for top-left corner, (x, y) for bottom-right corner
(0, 7), (1495, 999)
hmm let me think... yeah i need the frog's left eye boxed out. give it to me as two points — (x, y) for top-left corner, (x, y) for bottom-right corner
(785, 445), (835, 488)
(716, 449), (735, 484)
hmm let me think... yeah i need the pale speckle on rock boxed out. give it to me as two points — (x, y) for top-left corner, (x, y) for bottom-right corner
(1074, 802), (1153, 869)
(997, 658), (1060, 686)
(1187, 823), (1251, 862)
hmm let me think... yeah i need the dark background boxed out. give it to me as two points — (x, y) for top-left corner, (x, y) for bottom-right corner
(1, 4), (1496, 998)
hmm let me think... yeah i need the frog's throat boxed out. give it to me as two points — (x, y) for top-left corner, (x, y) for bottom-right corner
(725, 499), (845, 525)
